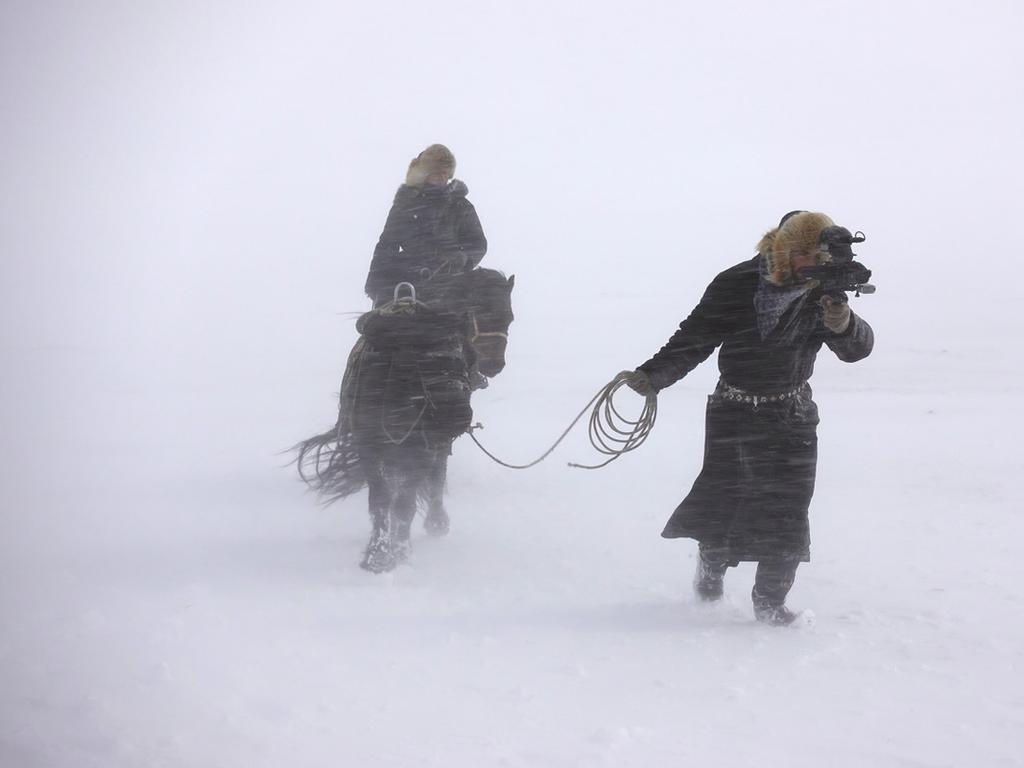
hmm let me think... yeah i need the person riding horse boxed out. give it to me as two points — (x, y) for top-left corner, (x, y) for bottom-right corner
(364, 144), (487, 307)
(295, 146), (512, 573)
(298, 268), (514, 573)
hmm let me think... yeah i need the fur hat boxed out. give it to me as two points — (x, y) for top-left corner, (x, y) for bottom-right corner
(405, 144), (457, 187)
(757, 211), (835, 285)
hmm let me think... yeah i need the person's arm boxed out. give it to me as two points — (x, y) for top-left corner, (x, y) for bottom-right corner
(635, 274), (736, 392)
(455, 199), (487, 270)
(365, 188), (412, 298)
(823, 306), (874, 362)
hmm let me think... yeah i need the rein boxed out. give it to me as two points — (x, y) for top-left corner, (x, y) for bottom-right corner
(466, 372), (657, 470)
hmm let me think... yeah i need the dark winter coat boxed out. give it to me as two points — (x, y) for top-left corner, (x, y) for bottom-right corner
(637, 255), (874, 563)
(364, 180), (487, 304)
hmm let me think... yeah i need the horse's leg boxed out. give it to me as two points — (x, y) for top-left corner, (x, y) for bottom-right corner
(423, 447), (450, 536)
(389, 452), (419, 564)
(360, 455), (396, 573)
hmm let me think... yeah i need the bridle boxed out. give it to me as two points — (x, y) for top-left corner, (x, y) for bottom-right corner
(469, 312), (508, 345)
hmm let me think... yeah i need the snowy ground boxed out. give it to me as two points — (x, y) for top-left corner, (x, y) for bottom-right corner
(2, 323), (1022, 767)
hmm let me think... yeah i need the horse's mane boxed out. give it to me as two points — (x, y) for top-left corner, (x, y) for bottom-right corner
(460, 268), (513, 321)
(462, 267), (508, 288)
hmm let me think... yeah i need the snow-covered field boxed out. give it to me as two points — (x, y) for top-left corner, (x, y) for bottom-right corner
(3, 316), (1022, 767)
(3, 3), (1023, 767)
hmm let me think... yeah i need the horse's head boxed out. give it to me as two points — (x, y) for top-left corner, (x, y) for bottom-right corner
(461, 269), (515, 377)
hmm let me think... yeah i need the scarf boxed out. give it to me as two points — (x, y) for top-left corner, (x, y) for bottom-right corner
(753, 254), (812, 341)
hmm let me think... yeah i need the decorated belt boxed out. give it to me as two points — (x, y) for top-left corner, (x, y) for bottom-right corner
(714, 380), (808, 406)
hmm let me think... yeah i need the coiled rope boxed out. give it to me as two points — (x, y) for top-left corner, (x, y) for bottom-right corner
(466, 371), (657, 470)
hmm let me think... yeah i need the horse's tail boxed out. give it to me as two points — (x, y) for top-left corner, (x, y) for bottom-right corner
(295, 422), (367, 503)
(295, 337), (369, 503)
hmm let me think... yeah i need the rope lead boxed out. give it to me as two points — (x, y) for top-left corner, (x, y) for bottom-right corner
(467, 371), (657, 470)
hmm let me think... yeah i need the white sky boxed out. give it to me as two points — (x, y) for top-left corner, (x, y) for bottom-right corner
(1, 0), (1022, 477)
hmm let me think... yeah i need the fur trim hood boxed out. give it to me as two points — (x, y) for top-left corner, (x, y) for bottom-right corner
(757, 211), (835, 286)
(405, 144), (456, 187)
(394, 178), (469, 201)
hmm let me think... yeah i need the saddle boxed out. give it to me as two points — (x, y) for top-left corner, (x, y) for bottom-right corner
(342, 302), (473, 447)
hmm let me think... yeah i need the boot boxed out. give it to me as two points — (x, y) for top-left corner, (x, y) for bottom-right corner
(693, 551), (728, 601)
(751, 559), (800, 625)
(752, 591), (800, 626)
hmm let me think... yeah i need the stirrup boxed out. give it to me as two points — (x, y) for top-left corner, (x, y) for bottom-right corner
(393, 282), (417, 304)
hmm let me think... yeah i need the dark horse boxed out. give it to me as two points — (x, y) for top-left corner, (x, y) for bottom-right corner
(297, 268), (515, 572)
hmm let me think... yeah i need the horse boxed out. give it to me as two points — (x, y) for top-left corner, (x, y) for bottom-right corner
(296, 267), (515, 572)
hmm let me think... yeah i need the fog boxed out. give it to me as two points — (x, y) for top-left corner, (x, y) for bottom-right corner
(2, 1), (1022, 766)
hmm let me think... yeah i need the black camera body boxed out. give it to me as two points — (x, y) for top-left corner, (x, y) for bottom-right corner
(798, 225), (875, 303)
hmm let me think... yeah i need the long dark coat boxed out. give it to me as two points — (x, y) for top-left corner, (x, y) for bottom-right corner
(365, 179), (487, 304)
(637, 255), (874, 563)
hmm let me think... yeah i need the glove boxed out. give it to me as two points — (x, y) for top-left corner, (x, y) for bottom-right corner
(625, 370), (656, 397)
(820, 295), (851, 334)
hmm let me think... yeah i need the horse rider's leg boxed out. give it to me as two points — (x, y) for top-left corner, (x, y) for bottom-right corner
(360, 457), (396, 573)
(424, 447), (450, 536)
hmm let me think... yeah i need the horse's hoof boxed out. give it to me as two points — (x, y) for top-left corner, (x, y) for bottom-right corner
(424, 511), (450, 537)
(360, 550), (395, 573)
(360, 535), (396, 573)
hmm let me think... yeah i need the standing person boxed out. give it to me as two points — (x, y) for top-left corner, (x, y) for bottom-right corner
(365, 144), (487, 306)
(627, 211), (874, 625)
